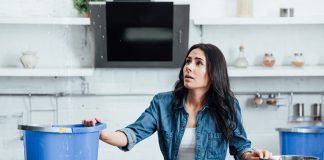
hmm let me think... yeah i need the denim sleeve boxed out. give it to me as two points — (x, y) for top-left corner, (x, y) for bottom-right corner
(117, 94), (159, 151)
(229, 99), (254, 160)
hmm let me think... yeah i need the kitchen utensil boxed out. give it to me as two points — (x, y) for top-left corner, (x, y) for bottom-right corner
(254, 93), (263, 105)
(269, 155), (319, 160)
(311, 103), (322, 121)
(266, 94), (277, 106)
(294, 103), (304, 117)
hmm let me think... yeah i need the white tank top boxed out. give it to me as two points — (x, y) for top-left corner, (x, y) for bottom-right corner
(178, 128), (196, 160)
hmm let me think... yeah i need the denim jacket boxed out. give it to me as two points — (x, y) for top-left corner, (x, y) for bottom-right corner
(119, 92), (253, 160)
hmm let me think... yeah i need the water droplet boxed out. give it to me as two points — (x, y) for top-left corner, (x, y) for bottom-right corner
(102, 35), (105, 39)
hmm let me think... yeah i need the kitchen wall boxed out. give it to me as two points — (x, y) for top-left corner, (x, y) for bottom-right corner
(0, 0), (324, 160)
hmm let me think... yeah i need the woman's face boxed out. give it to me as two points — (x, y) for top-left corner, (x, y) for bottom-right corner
(183, 48), (210, 91)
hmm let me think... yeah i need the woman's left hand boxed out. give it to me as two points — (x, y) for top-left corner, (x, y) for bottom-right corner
(242, 149), (271, 160)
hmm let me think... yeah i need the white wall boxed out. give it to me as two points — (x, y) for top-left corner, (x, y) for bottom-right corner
(0, 0), (324, 160)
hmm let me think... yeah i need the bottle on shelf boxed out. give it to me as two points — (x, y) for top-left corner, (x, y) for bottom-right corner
(237, 0), (253, 17)
(291, 53), (305, 67)
(262, 53), (276, 67)
(234, 45), (249, 68)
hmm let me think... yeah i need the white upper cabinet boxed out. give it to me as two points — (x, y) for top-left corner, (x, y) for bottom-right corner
(191, 0), (324, 77)
(0, 1), (93, 77)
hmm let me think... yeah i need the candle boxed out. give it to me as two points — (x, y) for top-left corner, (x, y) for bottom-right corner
(237, 0), (253, 17)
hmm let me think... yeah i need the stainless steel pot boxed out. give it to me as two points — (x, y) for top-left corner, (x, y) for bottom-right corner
(269, 155), (319, 160)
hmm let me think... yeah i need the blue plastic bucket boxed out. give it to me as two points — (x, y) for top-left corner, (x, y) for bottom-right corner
(18, 123), (106, 160)
(276, 126), (324, 160)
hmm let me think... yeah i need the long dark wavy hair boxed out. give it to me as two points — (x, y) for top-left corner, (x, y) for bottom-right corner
(172, 43), (238, 142)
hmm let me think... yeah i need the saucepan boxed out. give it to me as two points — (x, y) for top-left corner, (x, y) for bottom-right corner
(260, 155), (319, 160)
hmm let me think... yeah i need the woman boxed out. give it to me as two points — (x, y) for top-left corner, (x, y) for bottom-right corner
(83, 43), (270, 160)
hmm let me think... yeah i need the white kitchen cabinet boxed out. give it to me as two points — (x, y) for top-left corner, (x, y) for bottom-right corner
(194, 17), (324, 77)
(0, 17), (93, 77)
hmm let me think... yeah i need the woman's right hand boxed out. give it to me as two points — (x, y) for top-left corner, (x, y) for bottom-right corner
(82, 117), (107, 141)
(82, 117), (102, 127)
(82, 117), (128, 147)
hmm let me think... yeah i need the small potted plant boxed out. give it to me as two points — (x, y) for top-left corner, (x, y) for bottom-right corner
(73, 0), (103, 17)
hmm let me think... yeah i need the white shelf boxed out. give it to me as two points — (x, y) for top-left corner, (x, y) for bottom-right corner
(228, 66), (324, 77)
(0, 68), (94, 77)
(0, 17), (90, 25)
(2, 66), (322, 77)
(194, 17), (324, 25)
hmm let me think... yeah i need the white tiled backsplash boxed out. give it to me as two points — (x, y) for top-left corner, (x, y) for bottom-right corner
(0, 73), (324, 160)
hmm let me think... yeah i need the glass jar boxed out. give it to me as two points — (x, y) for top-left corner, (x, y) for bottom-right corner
(291, 53), (305, 67)
(262, 53), (275, 67)
(234, 45), (249, 68)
